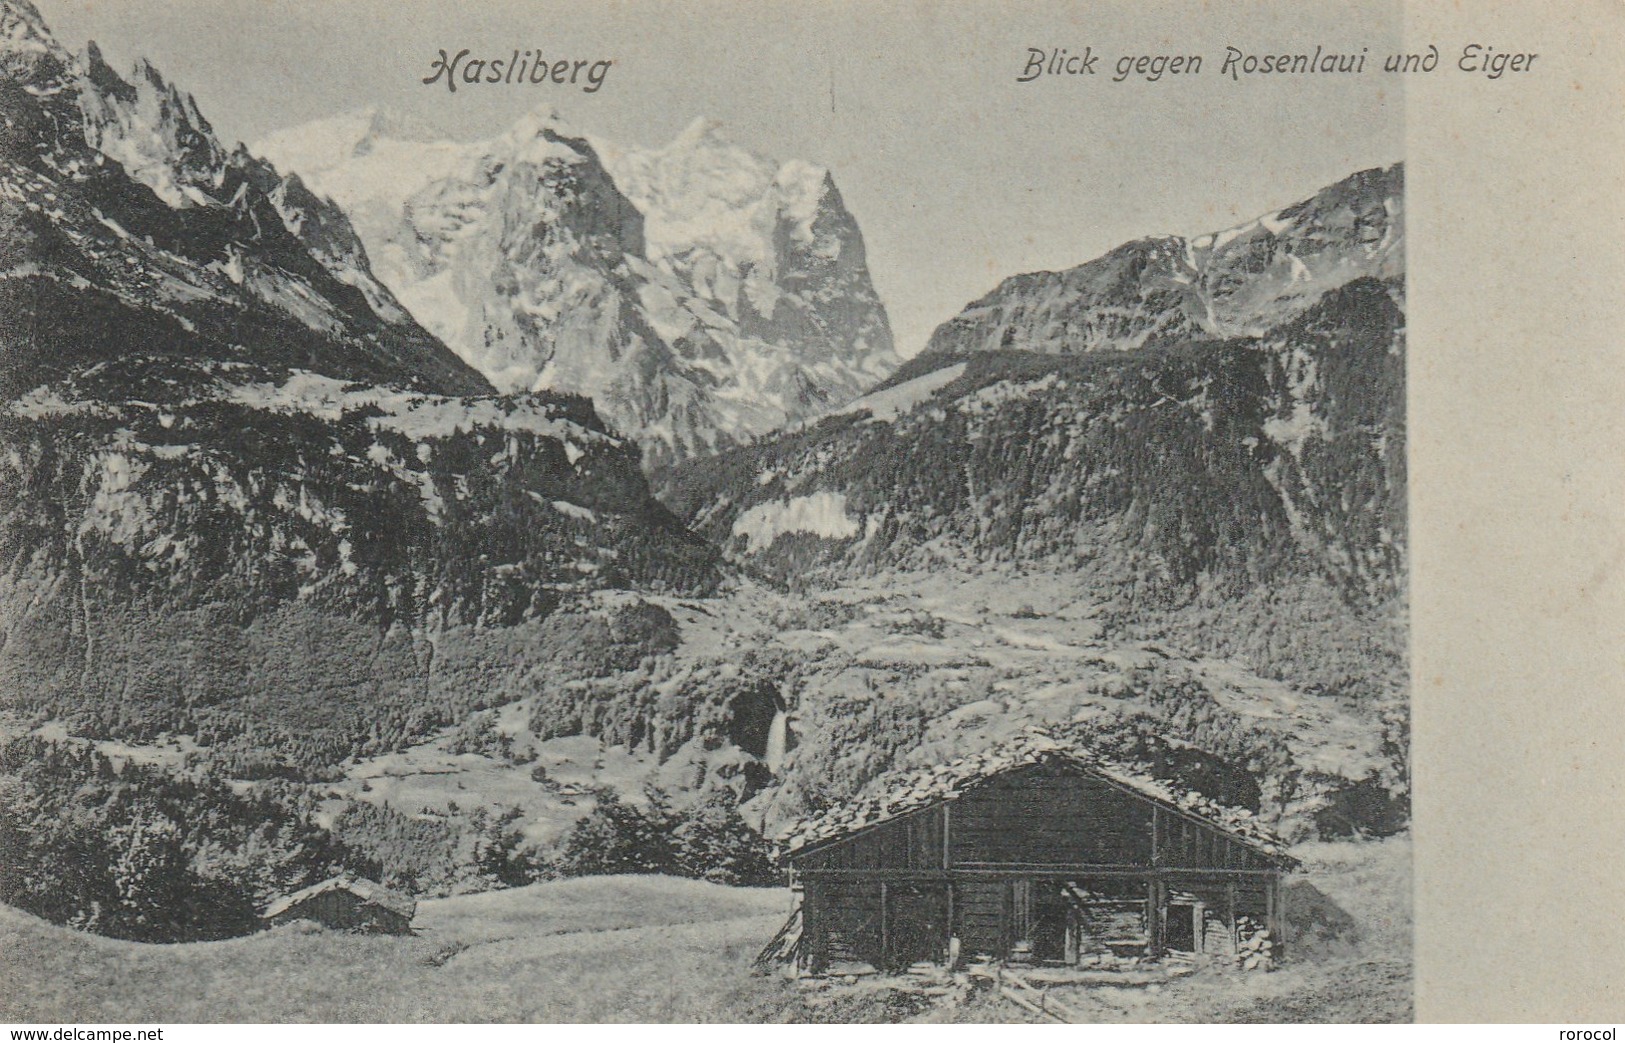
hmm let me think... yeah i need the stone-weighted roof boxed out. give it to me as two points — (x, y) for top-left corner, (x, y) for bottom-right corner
(263, 875), (417, 921)
(778, 732), (1294, 864)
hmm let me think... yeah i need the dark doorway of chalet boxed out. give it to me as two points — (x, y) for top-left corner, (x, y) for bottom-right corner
(886, 884), (947, 970)
(1029, 881), (1072, 963)
(1165, 901), (1197, 952)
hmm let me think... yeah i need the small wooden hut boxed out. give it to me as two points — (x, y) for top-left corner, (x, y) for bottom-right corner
(263, 875), (416, 934)
(776, 735), (1296, 973)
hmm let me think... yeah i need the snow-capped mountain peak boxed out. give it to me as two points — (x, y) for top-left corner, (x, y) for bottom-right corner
(256, 112), (898, 466)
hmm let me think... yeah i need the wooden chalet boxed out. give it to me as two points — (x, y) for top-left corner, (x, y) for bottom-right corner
(262, 875), (416, 935)
(776, 735), (1296, 974)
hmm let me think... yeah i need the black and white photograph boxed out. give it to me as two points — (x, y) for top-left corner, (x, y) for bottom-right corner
(0, 0), (1617, 1028)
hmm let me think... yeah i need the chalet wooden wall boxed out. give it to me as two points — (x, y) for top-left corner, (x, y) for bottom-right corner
(787, 760), (1291, 973)
(1153, 803), (1275, 872)
(794, 805), (945, 873)
(951, 767), (1152, 867)
(956, 878), (1005, 955)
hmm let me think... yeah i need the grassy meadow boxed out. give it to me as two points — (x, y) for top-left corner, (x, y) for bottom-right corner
(0, 839), (1409, 1023)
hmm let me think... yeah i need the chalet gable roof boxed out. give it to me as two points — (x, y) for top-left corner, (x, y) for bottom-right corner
(262, 875), (417, 921)
(778, 733), (1294, 864)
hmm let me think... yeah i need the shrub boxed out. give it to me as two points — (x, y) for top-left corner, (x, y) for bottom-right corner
(551, 789), (679, 878)
(673, 793), (779, 886)
(548, 788), (777, 886)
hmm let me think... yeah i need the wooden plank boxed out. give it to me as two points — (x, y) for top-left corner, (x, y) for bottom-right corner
(950, 863), (1284, 879)
(804, 882), (828, 973)
(950, 862), (1152, 874)
(1227, 879), (1238, 955)
(1011, 879), (1031, 945)
(794, 762), (1284, 874)
(799, 866), (1291, 882)
(1261, 870), (1274, 955)
(999, 984), (1054, 1022)
(1146, 878), (1162, 957)
(1001, 878), (1013, 955)
(797, 869), (951, 880)
(950, 772), (1155, 867)
(789, 805), (938, 866)
(879, 882), (889, 964)
(1003, 971), (1076, 1023)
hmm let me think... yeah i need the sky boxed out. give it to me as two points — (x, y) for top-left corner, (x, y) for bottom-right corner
(34, 0), (1403, 358)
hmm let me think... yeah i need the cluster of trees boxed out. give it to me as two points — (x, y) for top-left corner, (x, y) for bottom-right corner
(0, 736), (361, 942)
(1075, 710), (1265, 813)
(332, 787), (779, 894)
(1135, 573), (1406, 710)
(0, 731), (783, 945)
(0, 593), (703, 782)
(527, 600), (682, 683)
(547, 789), (778, 887)
(325, 801), (466, 896)
(1071, 662), (1410, 840)
(775, 663), (961, 816)
(670, 336), (1292, 591)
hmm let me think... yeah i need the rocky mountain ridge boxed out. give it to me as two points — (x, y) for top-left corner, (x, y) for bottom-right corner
(0, 1), (489, 398)
(925, 163), (1402, 357)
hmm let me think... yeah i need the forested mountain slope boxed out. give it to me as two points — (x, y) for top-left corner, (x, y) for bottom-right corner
(667, 173), (1407, 712)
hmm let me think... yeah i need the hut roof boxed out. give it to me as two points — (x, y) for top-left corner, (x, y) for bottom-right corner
(263, 875), (417, 921)
(778, 732), (1295, 865)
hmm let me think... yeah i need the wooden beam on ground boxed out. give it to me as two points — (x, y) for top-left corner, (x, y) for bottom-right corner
(1001, 970), (1075, 1023)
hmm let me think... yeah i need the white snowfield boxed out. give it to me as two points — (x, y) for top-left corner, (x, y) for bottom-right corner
(595, 117), (830, 279)
(732, 491), (861, 552)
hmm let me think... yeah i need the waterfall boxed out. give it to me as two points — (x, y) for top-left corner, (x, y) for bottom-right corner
(764, 710), (789, 772)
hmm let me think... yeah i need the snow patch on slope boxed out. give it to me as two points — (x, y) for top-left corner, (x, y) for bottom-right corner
(221, 369), (614, 448)
(733, 491), (860, 551)
(843, 362), (967, 423)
